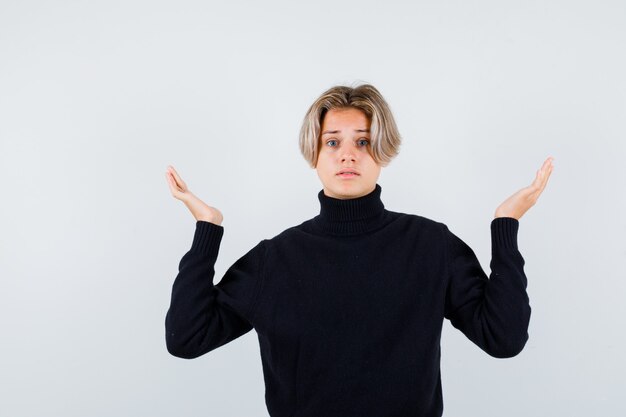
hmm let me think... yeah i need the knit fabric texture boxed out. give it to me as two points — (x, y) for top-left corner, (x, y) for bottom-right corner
(165, 183), (531, 417)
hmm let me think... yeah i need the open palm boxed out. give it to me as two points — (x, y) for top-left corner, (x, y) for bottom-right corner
(165, 165), (223, 225)
(495, 157), (554, 220)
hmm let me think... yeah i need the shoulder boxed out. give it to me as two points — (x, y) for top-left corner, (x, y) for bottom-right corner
(260, 219), (315, 245)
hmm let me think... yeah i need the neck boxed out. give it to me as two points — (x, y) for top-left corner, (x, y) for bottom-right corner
(312, 183), (387, 236)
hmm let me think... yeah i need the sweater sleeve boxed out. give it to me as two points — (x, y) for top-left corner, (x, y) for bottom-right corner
(443, 217), (531, 358)
(165, 220), (267, 359)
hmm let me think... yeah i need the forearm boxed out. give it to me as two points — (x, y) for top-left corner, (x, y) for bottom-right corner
(165, 221), (262, 359)
(445, 218), (531, 358)
(480, 218), (530, 356)
(165, 222), (223, 358)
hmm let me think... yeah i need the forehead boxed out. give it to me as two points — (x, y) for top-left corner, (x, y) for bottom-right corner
(321, 107), (370, 130)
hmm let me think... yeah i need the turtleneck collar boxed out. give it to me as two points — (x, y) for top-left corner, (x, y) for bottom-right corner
(312, 183), (388, 236)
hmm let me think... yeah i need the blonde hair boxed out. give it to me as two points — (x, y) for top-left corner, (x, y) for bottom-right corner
(299, 83), (402, 168)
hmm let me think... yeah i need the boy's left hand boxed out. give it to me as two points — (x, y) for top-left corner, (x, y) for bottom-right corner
(495, 156), (555, 220)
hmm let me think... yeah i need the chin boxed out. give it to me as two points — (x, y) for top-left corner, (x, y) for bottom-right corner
(326, 181), (370, 199)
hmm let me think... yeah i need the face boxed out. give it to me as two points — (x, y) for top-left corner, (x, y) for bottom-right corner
(315, 107), (382, 199)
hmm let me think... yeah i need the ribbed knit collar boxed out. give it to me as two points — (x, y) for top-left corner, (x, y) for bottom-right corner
(312, 183), (387, 236)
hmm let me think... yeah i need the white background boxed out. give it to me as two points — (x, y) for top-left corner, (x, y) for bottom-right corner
(1, 0), (625, 416)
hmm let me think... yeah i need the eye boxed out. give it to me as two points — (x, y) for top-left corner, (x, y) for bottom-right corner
(326, 139), (338, 147)
(358, 138), (370, 146)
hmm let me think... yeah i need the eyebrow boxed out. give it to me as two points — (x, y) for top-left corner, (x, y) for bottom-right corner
(321, 129), (370, 135)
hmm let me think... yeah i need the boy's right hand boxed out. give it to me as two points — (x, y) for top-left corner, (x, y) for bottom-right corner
(165, 165), (224, 226)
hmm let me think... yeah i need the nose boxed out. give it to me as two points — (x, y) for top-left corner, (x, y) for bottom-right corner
(340, 142), (357, 163)
(341, 153), (356, 163)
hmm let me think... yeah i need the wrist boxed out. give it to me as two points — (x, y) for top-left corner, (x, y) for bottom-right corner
(494, 207), (516, 219)
(197, 216), (222, 226)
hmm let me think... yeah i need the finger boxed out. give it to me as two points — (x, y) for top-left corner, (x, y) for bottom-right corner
(165, 172), (176, 194)
(543, 156), (554, 167)
(538, 157), (552, 175)
(539, 159), (550, 176)
(540, 159), (553, 182)
(166, 165), (178, 176)
(165, 172), (179, 194)
(166, 166), (176, 183)
(534, 157), (553, 186)
(542, 157), (554, 176)
(166, 171), (186, 194)
(528, 158), (553, 198)
(166, 166), (185, 189)
(169, 166), (187, 189)
(538, 164), (554, 194)
(533, 163), (553, 198)
(529, 171), (546, 198)
(531, 169), (542, 188)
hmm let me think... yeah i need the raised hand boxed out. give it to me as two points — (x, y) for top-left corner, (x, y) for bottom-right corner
(494, 157), (554, 220)
(165, 165), (224, 225)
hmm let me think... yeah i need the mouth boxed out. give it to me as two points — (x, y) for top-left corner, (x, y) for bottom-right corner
(336, 170), (360, 178)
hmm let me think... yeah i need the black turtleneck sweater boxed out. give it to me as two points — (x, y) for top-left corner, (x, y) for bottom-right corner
(165, 184), (531, 417)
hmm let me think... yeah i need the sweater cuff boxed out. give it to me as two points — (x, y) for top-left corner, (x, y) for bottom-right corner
(190, 220), (225, 257)
(490, 217), (519, 251)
